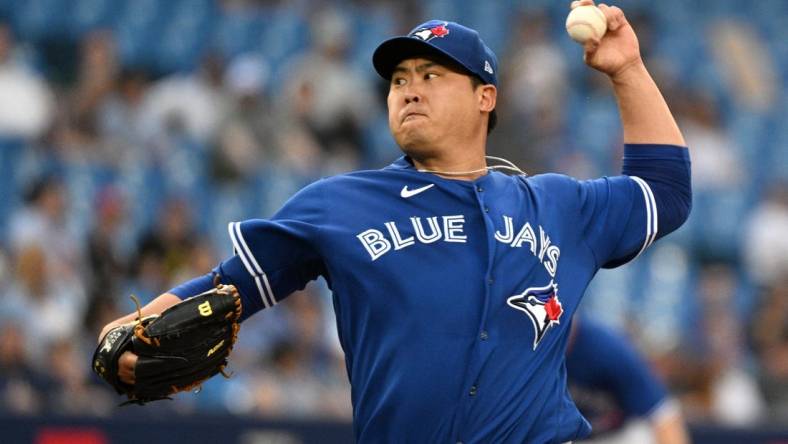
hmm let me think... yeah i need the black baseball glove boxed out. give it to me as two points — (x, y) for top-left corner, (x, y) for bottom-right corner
(93, 284), (242, 404)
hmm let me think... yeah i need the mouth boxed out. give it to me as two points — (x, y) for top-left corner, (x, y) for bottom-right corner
(402, 112), (427, 123)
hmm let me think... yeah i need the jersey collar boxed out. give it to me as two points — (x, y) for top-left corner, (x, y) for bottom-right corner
(384, 156), (510, 189)
(384, 156), (417, 170)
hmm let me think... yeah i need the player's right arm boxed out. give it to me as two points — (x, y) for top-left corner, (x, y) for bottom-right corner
(97, 179), (328, 386)
(98, 293), (182, 341)
(98, 292), (182, 384)
(98, 267), (245, 385)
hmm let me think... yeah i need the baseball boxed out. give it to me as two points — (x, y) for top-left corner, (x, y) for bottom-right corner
(565, 5), (607, 43)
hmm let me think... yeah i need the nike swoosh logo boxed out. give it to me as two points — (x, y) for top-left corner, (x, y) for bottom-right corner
(400, 184), (435, 198)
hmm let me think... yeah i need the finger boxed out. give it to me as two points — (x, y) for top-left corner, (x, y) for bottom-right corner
(609, 6), (628, 31)
(598, 4), (626, 31)
(119, 370), (134, 385)
(571, 0), (595, 10)
(583, 38), (600, 67)
(118, 351), (138, 385)
(584, 38), (601, 55)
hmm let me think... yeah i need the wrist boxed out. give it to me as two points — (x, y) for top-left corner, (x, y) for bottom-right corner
(609, 59), (648, 86)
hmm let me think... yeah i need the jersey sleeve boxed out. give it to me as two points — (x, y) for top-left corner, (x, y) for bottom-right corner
(565, 144), (691, 268)
(218, 180), (328, 320)
(573, 173), (652, 268)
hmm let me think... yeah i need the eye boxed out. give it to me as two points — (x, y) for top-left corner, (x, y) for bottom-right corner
(392, 77), (406, 86)
(424, 72), (439, 80)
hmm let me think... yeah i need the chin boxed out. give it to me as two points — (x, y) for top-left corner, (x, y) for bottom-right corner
(394, 124), (433, 150)
(396, 133), (428, 154)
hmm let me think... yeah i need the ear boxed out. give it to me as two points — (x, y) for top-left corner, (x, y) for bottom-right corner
(478, 84), (497, 113)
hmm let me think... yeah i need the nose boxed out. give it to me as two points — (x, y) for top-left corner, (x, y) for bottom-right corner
(404, 91), (420, 104)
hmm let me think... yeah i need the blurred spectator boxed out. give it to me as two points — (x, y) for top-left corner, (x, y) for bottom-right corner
(49, 30), (127, 166)
(750, 282), (788, 423)
(130, 196), (198, 301)
(8, 175), (85, 283)
(672, 87), (748, 260)
(631, 243), (691, 359)
(237, 288), (350, 419)
(680, 263), (765, 425)
(212, 54), (272, 183)
(45, 338), (114, 416)
(84, 186), (128, 334)
(221, 0), (284, 9)
(280, 8), (378, 173)
(3, 245), (86, 366)
(675, 90), (743, 192)
(0, 22), (54, 139)
(6, 176), (87, 345)
(0, 321), (49, 414)
(743, 184), (788, 288)
(86, 186), (129, 298)
(210, 54), (321, 183)
(140, 53), (229, 144)
(0, 245), (7, 285)
(171, 238), (219, 285)
(71, 30), (118, 140)
(492, 9), (567, 174)
(708, 19), (778, 113)
(97, 68), (152, 149)
(505, 10), (568, 123)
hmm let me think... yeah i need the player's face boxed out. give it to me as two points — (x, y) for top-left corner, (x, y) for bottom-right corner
(387, 57), (486, 156)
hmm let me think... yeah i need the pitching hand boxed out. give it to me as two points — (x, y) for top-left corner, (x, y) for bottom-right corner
(572, 0), (642, 79)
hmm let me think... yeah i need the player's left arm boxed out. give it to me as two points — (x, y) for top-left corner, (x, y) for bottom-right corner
(577, 0), (685, 146)
(569, 1), (691, 267)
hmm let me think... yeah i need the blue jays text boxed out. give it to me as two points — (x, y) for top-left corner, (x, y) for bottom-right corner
(357, 214), (560, 276)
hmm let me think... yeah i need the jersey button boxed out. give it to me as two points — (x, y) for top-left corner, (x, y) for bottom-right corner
(484, 206), (490, 213)
(487, 277), (494, 285)
(469, 385), (478, 396)
(476, 186), (484, 192)
(480, 331), (488, 341)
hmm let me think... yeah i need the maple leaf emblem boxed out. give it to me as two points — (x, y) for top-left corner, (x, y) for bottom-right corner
(545, 296), (563, 322)
(430, 25), (449, 37)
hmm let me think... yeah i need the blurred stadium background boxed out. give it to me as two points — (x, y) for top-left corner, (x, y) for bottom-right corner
(0, 0), (785, 442)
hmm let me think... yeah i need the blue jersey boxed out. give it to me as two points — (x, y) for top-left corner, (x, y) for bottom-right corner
(176, 145), (690, 443)
(566, 317), (669, 436)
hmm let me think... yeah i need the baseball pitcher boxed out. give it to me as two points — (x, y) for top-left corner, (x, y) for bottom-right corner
(95, 1), (691, 442)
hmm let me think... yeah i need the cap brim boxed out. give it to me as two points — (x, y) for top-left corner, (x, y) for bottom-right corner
(372, 37), (470, 82)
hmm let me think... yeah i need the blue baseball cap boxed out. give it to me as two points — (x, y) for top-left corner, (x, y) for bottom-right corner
(372, 20), (498, 86)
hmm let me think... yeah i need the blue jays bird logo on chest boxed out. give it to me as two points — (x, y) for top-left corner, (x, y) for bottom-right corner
(507, 280), (564, 350)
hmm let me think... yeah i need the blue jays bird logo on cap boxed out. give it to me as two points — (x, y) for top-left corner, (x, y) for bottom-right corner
(410, 22), (450, 42)
(507, 280), (564, 350)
